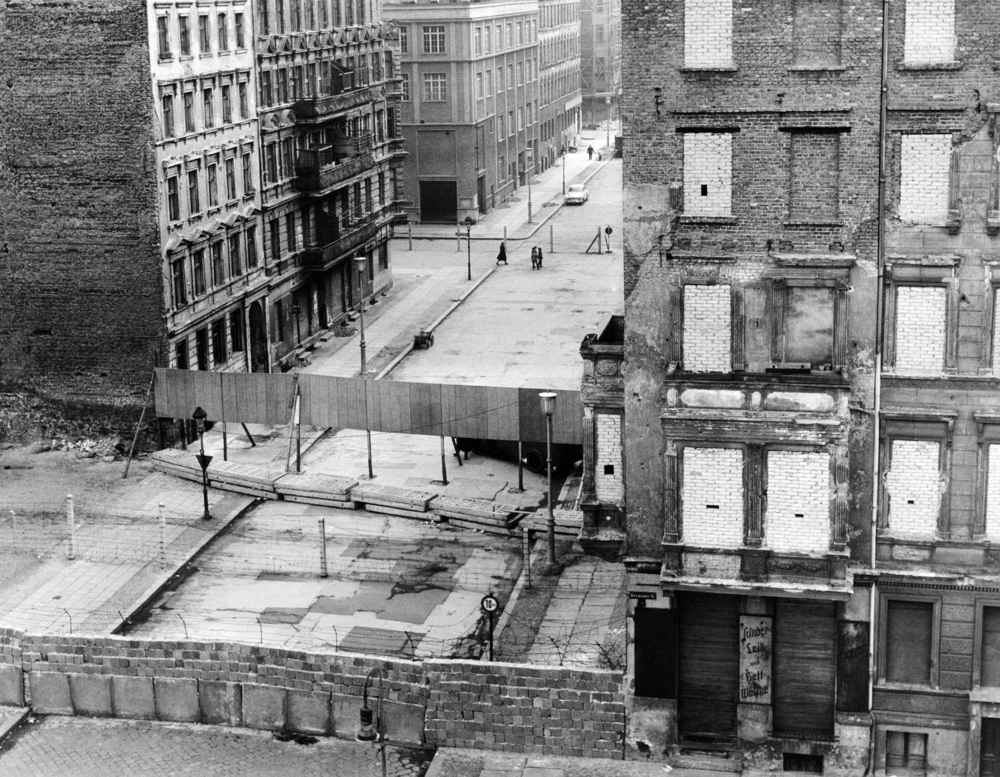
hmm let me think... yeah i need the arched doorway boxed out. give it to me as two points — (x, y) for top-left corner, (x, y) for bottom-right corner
(248, 300), (268, 373)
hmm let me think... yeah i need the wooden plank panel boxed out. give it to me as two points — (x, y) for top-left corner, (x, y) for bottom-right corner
(266, 374), (297, 427)
(408, 382), (443, 437)
(518, 387), (549, 444)
(220, 372), (241, 426)
(553, 389), (583, 445)
(454, 385), (488, 439)
(375, 381), (410, 434)
(439, 384), (460, 440)
(773, 600), (836, 736)
(337, 377), (368, 431)
(247, 373), (273, 424)
(299, 374), (329, 428)
(194, 370), (224, 421)
(154, 368), (172, 417)
(678, 593), (738, 736)
(486, 386), (520, 441)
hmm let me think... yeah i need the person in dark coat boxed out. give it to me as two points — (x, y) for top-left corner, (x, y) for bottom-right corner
(530, 246), (539, 270)
(587, 145), (594, 160)
(536, 245), (544, 268)
(496, 242), (507, 265)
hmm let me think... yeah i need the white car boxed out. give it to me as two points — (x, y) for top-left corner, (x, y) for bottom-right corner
(565, 184), (589, 204)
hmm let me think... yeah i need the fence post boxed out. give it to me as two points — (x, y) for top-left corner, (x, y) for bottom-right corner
(456, 229), (461, 252)
(159, 502), (167, 568)
(550, 223), (554, 254)
(319, 519), (328, 578)
(66, 494), (76, 560)
(408, 222), (413, 250)
(523, 526), (531, 590)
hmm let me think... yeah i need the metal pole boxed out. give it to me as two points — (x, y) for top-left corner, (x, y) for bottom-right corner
(523, 525), (531, 590)
(456, 228), (461, 252)
(200, 430), (211, 520)
(220, 372), (228, 461)
(364, 381), (374, 480)
(488, 610), (494, 661)
(527, 159), (533, 224)
(503, 226), (507, 247)
(517, 441), (524, 492)
(241, 423), (257, 447)
(319, 518), (328, 578)
(546, 414), (555, 566)
(440, 435), (449, 485)
(295, 402), (301, 473)
(159, 502), (167, 568)
(467, 226), (472, 281)
(550, 224), (554, 254)
(357, 272), (367, 375)
(562, 152), (566, 195)
(66, 494), (76, 560)
(407, 222), (412, 250)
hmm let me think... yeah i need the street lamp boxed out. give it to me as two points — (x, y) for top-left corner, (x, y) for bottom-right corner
(357, 667), (387, 777)
(561, 147), (566, 196)
(354, 255), (374, 480)
(191, 406), (212, 521)
(525, 151), (533, 224)
(606, 95), (612, 148)
(291, 301), (302, 346)
(539, 392), (557, 566)
(463, 216), (474, 281)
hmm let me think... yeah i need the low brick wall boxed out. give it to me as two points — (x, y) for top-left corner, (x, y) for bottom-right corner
(0, 625), (625, 759)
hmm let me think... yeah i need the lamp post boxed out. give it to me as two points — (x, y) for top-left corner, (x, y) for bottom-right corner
(291, 301), (302, 346)
(357, 667), (387, 777)
(355, 255), (374, 480)
(606, 95), (612, 149)
(192, 406), (212, 521)
(561, 147), (566, 196)
(539, 392), (557, 566)
(463, 216), (474, 281)
(526, 151), (533, 224)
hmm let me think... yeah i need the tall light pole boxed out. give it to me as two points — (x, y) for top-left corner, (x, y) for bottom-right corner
(561, 148), (566, 196)
(357, 667), (387, 777)
(526, 150), (533, 224)
(192, 406), (212, 521)
(606, 96), (612, 149)
(355, 255), (374, 480)
(539, 392), (557, 566)
(463, 216), (474, 281)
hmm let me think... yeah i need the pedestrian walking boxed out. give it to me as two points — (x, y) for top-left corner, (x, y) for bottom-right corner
(598, 152), (602, 162)
(530, 246), (539, 270)
(587, 145), (594, 161)
(536, 245), (544, 269)
(496, 242), (507, 265)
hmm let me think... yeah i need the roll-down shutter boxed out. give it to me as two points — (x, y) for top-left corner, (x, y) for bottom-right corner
(678, 593), (739, 738)
(773, 600), (837, 737)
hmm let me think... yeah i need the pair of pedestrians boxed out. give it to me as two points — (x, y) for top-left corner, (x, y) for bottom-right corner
(495, 243), (544, 269)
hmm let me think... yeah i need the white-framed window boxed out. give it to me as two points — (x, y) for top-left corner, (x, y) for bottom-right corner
(423, 72), (447, 101)
(475, 72), (483, 100)
(422, 25), (445, 54)
(399, 26), (408, 53)
(400, 72), (410, 101)
(474, 27), (482, 55)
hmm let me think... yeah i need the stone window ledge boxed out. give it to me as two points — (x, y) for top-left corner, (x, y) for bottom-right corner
(680, 67), (738, 73)
(897, 60), (963, 71)
(788, 65), (846, 72)
(784, 219), (844, 227)
(679, 215), (737, 225)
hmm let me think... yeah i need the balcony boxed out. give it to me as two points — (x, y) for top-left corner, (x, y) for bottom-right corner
(299, 209), (389, 269)
(295, 143), (376, 193)
(293, 83), (382, 123)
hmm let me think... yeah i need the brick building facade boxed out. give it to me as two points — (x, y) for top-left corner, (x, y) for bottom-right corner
(619, 0), (1000, 774)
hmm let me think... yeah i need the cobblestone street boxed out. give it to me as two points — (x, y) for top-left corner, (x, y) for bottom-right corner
(0, 717), (432, 776)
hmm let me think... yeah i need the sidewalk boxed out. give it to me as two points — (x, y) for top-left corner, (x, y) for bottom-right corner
(426, 748), (733, 777)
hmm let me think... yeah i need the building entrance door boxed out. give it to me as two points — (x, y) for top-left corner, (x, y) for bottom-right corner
(478, 176), (487, 214)
(419, 180), (457, 222)
(982, 719), (1000, 777)
(248, 300), (268, 373)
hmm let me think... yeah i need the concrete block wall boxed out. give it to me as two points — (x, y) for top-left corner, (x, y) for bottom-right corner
(682, 447), (744, 548)
(766, 450), (831, 554)
(903, 0), (956, 64)
(894, 285), (946, 374)
(987, 444), (1000, 542)
(682, 133), (732, 217)
(683, 0), (732, 68)
(423, 660), (625, 759)
(595, 412), (624, 504)
(0, 626), (626, 760)
(886, 439), (942, 536)
(898, 134), (952, 223)
(682, 284), (731, 371)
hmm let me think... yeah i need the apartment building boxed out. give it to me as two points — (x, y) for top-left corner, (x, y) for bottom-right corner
(618, 1), (1000, 774)
(537, 0), (582, 169)
(387, 0), (540, 222)
(579, 0), (619, 130)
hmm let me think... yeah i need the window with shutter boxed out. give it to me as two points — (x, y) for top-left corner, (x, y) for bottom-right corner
(885, 600), (933, 685)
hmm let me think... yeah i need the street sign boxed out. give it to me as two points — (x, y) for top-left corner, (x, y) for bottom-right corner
(628, 591), (657, 600)
(196, 454), (213, 471)
(481, 595), (499, 612)
(605, 226), (613, 235)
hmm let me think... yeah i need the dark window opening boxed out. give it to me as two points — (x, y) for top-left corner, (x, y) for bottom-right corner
(783, 753), (823, 774)
(886, 731), (927, 775)
(700, 184), (708, 196)
(886, 600), (933, 685)
(603, 464), (615, 475)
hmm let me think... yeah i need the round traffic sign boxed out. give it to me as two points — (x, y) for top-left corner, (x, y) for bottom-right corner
(481, 595), (499, 613)
(605, 226), (613, 235)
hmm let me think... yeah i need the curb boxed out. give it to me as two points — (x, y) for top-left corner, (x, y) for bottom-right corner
(0, 706), (29, 748)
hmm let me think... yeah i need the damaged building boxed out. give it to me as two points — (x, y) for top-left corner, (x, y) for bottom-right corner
(615, 0), (1000, 774)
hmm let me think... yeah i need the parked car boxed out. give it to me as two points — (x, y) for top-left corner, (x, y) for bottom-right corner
(564, 184), (589, 205)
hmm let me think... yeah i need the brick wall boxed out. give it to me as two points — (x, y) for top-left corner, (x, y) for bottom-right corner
(894, 285), (946, 375)
(898, 134), (952, 223)
(682, 446), (743, 548)
(766, 450), (831, 554)
(0, 0), (165, 432)
(790, 132), (840, 221)
(683, 284), (731, 371)
(683, 133), (732, 217)
(886, 439), (941, 536)
(792, 0), (842, 67)
(987, 444), (1000, 542)
(903, 0), (956, 64)
(683, 0), (732, 68)
(595, 412), (624, 503)
(0, 626), (625, 760)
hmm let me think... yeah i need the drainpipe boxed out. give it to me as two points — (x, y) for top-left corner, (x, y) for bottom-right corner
(864, 0), (891, 774)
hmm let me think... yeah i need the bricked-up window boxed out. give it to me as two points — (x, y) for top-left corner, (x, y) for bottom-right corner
(885, 439), (942, 535)
(171, 258), (187, 307)
(179, 16), (191, 56)
(235, 12), (244, 48)
(228, 234), (242, 276)
(211, 242), (225, 286)
(904, 0), (955, 64)
(211, 319), (227, 365)
(681, 446), (744, 548)
(225, 158), (237, 201)
(202, 87), (215, 128)
(162, 93), (175, 138)
(157, 16), (171, 59)
(595, 412), (623, 503)
(192, 249), (206, 296)
(423, 25), (445, 54)
(886, 731), (928, 774)
(238, 82), (248, 119)
(886, 600), (934, 684)
(423, 73), (447, 101)
(183, 91), (195, 133)
(899, 134), (952, 223)
(207, 164), (219, 208)
(789, 131), (840, 222)
(683, 133), (733, 217)
(684, 0), (733, 69)
(792, 0), (841, 67)
(187, 170), (200, 214)
(246, 226), (258, 269)
(765, 450), (830, 553)
(894, 285), (946, 374)
(167, 174), (180, 221)
(218, 13), (229, 52)
(175, 338), (189, 370)
(199, 15), (210, 54)
(682, 284), (731, 371)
